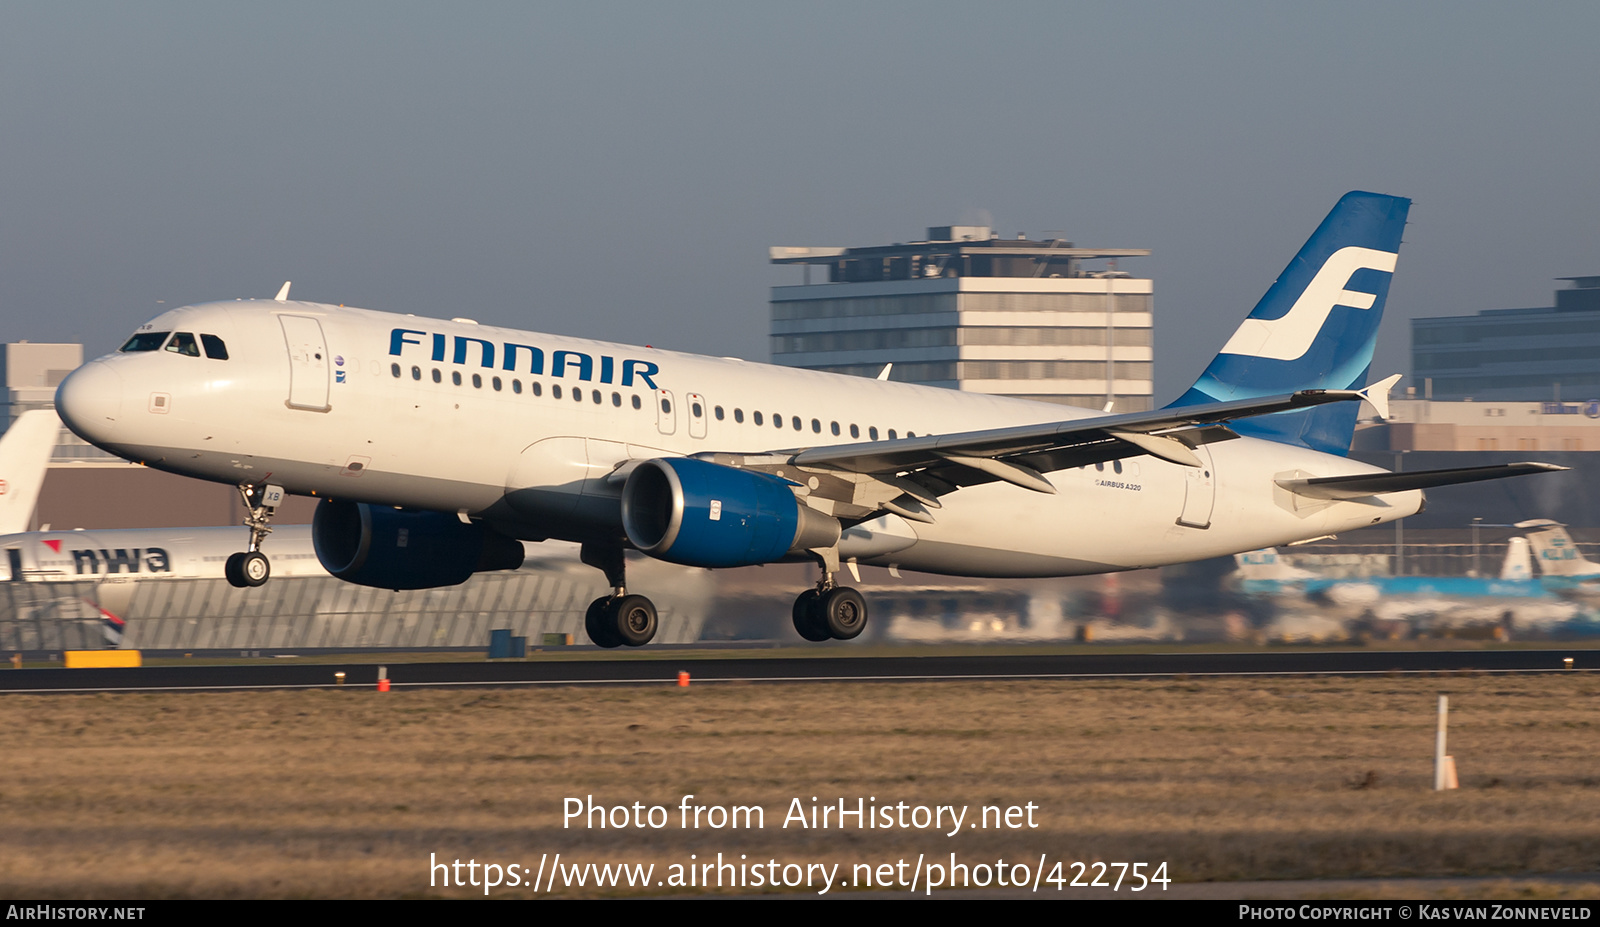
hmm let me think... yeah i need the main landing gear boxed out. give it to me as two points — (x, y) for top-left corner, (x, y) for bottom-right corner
(225, 482), (282, 589)
(792, 555), (869, 642)
(580, 541), (658, 648)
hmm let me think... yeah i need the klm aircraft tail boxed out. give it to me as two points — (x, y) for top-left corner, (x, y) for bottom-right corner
(1518, 519), (1600, 578)
(1168, 191), (1411, 455)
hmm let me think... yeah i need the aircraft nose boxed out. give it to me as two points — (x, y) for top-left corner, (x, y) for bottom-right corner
(55, 360), (125, 446)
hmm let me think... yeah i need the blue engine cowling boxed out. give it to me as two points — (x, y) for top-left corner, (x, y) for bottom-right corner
(311, 499), (525, 590)
(620, 457), (840, 568)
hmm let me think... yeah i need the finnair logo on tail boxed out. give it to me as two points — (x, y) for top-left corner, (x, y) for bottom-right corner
(1220, 246), (1398, 362)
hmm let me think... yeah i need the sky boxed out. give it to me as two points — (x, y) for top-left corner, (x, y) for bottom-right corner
(2, 2), (1597, 402)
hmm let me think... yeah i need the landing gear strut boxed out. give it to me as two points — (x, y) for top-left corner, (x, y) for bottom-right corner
(791, 552), (869, 642)
(580, 541), (658, 648)
(225, 482), (282, 589)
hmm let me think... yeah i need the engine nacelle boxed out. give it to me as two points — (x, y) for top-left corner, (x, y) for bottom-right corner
(621, 457), (840, 568)
(311, 499), (525, 590)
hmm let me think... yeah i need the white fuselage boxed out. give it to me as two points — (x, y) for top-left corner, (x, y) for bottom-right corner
(57, 300), (1422, 578)
(0, 526), (323, 584)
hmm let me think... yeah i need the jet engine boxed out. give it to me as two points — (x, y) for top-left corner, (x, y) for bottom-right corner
(311, 499), (524, 590)
(621, 457), (840, 568)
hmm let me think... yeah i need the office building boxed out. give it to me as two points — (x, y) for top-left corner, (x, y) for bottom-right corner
(1412, 276), (1600, 402)
(771, 225), (1153, 411)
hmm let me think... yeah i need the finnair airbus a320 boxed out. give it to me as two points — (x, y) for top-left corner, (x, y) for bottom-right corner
(54, 192), (1562, 647)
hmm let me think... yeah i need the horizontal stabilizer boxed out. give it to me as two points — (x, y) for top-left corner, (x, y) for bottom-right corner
(1276, 462), (1567, 501)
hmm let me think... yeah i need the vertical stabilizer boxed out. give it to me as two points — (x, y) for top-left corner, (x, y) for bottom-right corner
(1168, 191), (1411, 454)
(1499, 537), (1533, 581)
(1518, 519), (1600, 578)
(0, 410), (61, 534)
(1233, 548), (1316, 582)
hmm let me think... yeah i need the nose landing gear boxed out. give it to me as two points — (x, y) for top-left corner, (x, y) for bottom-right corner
(225, 482), (282, 589)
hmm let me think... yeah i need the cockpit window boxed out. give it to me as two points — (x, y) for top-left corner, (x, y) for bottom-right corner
(119, 332), (170, 352)
(200, 334), (229, 360)
(165, 332), (201, 357)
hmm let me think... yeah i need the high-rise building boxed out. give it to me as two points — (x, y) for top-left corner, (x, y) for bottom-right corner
(770, 226), (1153, 411)
(1412, 276), (1600, 402)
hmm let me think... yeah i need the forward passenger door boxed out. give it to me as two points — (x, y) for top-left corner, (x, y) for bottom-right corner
(279, 315), (331, 412)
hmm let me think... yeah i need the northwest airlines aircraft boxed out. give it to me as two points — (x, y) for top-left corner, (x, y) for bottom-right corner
(52, 192), (1562, 647)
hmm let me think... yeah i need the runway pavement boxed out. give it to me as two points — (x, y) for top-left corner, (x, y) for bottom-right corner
(0, 647), (1591, 693)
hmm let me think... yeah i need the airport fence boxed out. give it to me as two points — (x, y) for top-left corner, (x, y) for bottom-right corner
(1284, 542), (1600, 578)
(0, 564), (712, 652)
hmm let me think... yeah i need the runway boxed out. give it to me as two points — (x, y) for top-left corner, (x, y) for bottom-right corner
(0, 647), (1591, 693)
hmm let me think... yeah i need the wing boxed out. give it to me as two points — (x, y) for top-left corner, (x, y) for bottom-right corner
(663, 387), (1379, 525)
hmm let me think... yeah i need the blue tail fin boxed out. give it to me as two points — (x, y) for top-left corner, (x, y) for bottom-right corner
(1168, 191), (1410, 455)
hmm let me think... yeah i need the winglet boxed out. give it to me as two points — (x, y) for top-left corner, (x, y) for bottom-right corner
(877, 363), (893, 381)
(274, 281), (292, 302)
(1357, 374), (1402, 421)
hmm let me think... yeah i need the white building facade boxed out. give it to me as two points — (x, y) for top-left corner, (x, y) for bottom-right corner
(771, 227), (1153, 412)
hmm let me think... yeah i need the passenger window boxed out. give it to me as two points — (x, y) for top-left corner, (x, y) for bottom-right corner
(390, 363), (401, 378)
(472, 374), (482, 388)
(661, 398), (672, 413)
(533, 381), (543, 397)
(831, 422), (840, 436)
(200, 334), (229, 359)
(869, 426), (878, 440)
(119, 332), (170, 352)
(888, 429), (897, 440)
(513, 379), (523, 394)
(1113, 460), (1123, 474)
(811, 419), (821, 433)
(714, 406), (724, 421)
(631, 394), (640, 409)
(693, 402), (703, 418)
(492, 376), (502, 391)
(753, 411), (763, 425)
(452, 371), (462, 386)
(165, 332), (201, 357)
(574, 386), (583, 401)
(850, 424), (859, 438)
(432, 369), (442, 383)
(411, 366), (422, 380)
(592, 389), (601, 404)
(735, 409), (744, 423)
(612, 392), (621, 407)
(792, 416), (801, 430)
(553, 384), (562, 399)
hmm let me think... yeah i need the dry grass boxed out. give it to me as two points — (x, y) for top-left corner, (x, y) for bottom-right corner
(1, 673), (1597, 897)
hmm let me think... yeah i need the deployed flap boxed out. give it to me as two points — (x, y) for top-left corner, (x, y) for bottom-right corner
(1275, 462), (1566, 501)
